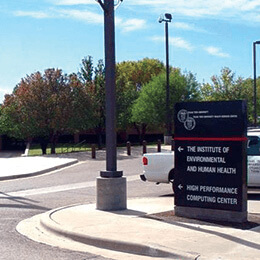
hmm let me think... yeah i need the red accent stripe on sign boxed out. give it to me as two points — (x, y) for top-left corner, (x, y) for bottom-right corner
(174, 137), (247, 141)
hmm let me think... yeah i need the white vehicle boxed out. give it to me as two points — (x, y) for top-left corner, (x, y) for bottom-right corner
(141, 151), (175, 191)
(140, 130), (260, 188)
(247, 129), (260, 187)
(141, 152), (174, 184)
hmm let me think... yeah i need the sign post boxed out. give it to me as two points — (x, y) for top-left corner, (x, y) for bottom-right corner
(174, 101), (247, 223)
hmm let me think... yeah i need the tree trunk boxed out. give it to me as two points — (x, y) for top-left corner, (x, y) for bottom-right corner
(141, 124), (147, 143)
(133, 123), (141, 144)
(50, 132), (59, 154)
(39, 138), (48, 155)
(95, 126), (103, 150)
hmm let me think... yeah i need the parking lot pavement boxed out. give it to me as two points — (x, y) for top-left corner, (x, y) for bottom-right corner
(0, 145), (172, 181)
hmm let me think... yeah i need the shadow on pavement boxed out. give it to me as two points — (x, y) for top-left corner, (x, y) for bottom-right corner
(0, 192), (50, 211)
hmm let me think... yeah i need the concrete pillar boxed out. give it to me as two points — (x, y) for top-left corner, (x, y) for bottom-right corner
(96, 177), (127, 211)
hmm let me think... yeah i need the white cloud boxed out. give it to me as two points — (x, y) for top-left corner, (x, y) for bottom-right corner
(204, 46), (230, 58)
(40, 0), (260, 25)
(118, 18), (146, 32)
(14, 8), (103, 24)
(59, 10), (146, 31)
(52, 0), (95, 5)
(13, 7), (146, 32)
(152, 36), (194, 51)
(58, 9), (103, 24)
(127, 0), (260, 23)
(170, 37), (194, 51)
(173, 22), (207, 33)
(14, 11), (51, 19)
(0, 87), (10, 94)
(174, 22), (196, 31)
(0, 87), (11, 103)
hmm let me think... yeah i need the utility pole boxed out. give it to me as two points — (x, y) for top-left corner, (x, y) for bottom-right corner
(159, 13), (172, 144)
(96, 0), (126, 211)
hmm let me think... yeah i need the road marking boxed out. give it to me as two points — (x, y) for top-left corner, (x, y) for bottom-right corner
(1, 175), (140, 197)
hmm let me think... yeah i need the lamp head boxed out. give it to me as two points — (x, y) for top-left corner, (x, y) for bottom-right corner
(158, 13), (172, 23)
(158, 14), (164, 23)
(165, 13), (172, 21)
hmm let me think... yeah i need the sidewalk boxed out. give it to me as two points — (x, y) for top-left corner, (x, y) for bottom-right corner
(0, 155), (78, 181)
(17, 197), (260, 260)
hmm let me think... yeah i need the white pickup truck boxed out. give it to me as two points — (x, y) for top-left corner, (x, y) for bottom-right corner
(140, 152), (175, 191)
(140, 130), (260, 189)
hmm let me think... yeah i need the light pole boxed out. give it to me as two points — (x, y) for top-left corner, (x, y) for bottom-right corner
(159, 13), (172, 145)
(96, 0), (126, 211)
(253, 41), (260, 127)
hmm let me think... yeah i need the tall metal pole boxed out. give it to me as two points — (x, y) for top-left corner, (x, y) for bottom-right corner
(159, 13), (172, 144)
(100, 0), (122, 178)
(96, 0), (126, 211)
(165, 21), (171, 136)
(253, 42), (257, 127)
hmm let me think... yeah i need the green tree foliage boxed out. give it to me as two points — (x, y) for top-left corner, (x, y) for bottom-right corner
(200, 67), (244, 101)
(0, 69), (93, 154)
(78, 56), (105, 148)
(199, 67), (260, 124)
(68, 73), (95, 131)
(78, 57), (165, 145)
(116, 58), (165, 131)
(131, 69), (200, 140)
(116, 58), (164, 91)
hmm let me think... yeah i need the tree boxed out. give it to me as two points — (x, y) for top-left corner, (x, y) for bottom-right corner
(78, 57), (165, 145)
(68, 73), (96, 132)
(78, 56), (106, 149)
(131, 69), (200, 141)
(199, 67), (260, 124)
(200, 67), (243, 101)
(116, 58), (165, 133)
(0, 69), (93, 154)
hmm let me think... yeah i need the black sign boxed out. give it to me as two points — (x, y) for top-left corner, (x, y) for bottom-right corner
(174, 101), (247, 212)
(175, 100), (247, 138)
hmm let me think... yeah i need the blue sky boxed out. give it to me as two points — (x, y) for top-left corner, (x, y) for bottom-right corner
(1, 0), (260, 103)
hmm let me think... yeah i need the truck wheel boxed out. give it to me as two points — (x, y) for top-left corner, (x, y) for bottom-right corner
(168, 169), (175, 194)
(168, 169), (174, 182)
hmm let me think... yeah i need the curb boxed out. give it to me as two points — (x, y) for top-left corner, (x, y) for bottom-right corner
(0, 159), (78, 181)
(39, 205), (196, 260)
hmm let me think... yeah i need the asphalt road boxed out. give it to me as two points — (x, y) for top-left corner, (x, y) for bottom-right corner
(0, 155), (171, 260)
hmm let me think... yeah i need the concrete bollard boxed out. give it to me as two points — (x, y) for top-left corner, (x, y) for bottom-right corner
(127, 141), (131, 156)
(91, 144), (96, 159)
(142, 140), (147, 154)
(171, 139), (175, 151)
(157, 139), (161, 152)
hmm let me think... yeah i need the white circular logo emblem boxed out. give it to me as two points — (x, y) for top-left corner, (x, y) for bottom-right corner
(184, 117), (196, 130)
(177, 109), (188, 123)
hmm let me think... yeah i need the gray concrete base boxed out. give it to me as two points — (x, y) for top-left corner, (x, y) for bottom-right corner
(175, 206), (248, 223)
(96, 177), (127, 211)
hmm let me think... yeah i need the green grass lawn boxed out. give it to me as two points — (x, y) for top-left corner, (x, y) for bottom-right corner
(28, 141), (163, 156)
(28, 143), (91, 156)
